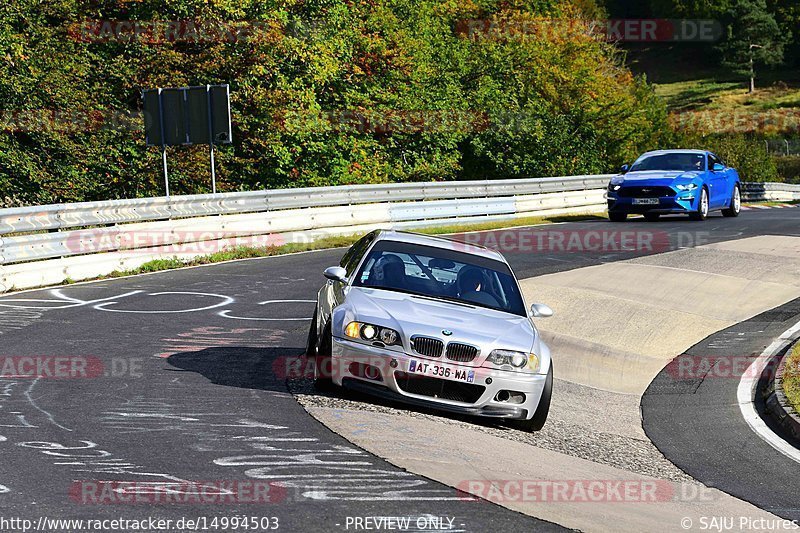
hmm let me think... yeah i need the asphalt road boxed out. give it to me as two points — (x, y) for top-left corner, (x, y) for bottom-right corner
(642, 296), (800, 521)
(0, 207), (798, 532)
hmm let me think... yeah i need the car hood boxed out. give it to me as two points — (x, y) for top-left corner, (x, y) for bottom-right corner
(338, 287), (536, 361)
(617, 170), (703, 186)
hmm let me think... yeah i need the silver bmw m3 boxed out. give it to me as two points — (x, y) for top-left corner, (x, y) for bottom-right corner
(306, 229), (554, 431)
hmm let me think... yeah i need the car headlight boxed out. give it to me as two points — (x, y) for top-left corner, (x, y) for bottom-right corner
(344, 321), (401, 346)
(485, 349), (534, 370)
(608, 177), (623, 192)
(676, 183), (698, 191)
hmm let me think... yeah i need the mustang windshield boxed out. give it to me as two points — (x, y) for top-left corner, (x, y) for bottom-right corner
(629, 153), (705, 172)
(354, 240), (527, 317)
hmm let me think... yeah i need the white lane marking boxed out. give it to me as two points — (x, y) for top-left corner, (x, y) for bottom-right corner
(258, 300), (316, 305)
(217, 311), (310, 321)
(93, 292), (234, 313)
(218, 299), (315, 321)
(737, 318), (800, 464)
(0, 290), (144, 310)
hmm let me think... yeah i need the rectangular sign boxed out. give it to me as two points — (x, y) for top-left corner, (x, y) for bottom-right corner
(143, 84), (232, 147)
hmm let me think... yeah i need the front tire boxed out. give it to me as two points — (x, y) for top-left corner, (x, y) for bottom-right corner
(512, 365), (552, 432)
(721, 185), (741, 217)
(310, 315), (333, 391)
(609, 212), (627, 222)
(689, 187), (709, 220)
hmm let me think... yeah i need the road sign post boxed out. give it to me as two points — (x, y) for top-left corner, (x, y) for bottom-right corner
(143, 84), (232, 196)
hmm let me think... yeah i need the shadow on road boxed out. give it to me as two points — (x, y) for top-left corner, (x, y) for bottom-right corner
(166, 346), (305, 393)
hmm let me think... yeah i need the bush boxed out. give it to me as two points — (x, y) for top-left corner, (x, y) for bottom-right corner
(676, 133), (779, 182)
(775, 156), (800, 184)
(0, 0), (669, 205)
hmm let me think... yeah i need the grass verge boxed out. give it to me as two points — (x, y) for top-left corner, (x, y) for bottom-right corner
(783, 342), (800, 414)
(743, 200), (800, 207)
(98, 212), (605, 281)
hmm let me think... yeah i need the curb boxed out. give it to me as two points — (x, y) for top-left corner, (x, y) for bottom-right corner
(763, 341), (800, 443)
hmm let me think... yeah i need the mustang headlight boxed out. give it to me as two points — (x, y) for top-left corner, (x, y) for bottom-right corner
(344, 321), (401, 346)
(676, 183), (698, 191)
(608, 177), (624, 192)
(486, 349), (533, 370)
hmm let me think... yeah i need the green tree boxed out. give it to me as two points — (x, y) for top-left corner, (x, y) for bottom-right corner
(718, 0), (785, 92)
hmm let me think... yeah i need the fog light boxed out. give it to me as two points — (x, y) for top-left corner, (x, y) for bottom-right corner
(364, 365), (381, 380)
(390, 359), (398, 368)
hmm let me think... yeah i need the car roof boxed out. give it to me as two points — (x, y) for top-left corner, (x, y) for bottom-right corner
(373, 230), (507, 263)
(638, 149), (708, 157)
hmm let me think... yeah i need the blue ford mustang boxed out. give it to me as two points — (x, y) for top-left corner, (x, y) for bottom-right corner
(605, 149), (741, 222)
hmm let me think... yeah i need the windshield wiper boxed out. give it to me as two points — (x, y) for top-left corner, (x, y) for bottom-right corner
(409, 293), (475, 309)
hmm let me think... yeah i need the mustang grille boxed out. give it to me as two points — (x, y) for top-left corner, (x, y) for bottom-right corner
(616, 186), (674, 198)
(394, 371), (485, 403)
(445, 342), (479, 362)
(411, 336), (443, 358)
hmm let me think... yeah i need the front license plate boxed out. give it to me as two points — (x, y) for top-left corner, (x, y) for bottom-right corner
(632, 198), (659, 205)
(407, 359), (475, 383)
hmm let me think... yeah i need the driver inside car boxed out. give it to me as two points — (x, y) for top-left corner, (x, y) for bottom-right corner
(367, 254), (408, 290)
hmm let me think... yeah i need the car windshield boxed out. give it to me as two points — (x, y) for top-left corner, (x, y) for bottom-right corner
(353, 240), (527, 317)
(629, 153), (705, 172)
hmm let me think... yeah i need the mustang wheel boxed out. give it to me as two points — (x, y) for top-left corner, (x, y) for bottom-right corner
(721, 185), (741, 217)
(689, 187), (709, 220)
(644, 212), (660, 222)
(512, 364), (552, 432)
(608, 212), (627, 222)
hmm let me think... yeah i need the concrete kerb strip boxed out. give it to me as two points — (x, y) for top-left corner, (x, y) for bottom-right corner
(738, 319), (800, 465)
(763, 339), (800, 443)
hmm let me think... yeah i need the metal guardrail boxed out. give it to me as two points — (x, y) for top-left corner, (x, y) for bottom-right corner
(0, 176), (611, 265)
(1, 176), (797, 292)
(0, 175), (610, 236)
(742, 182), (800, 200)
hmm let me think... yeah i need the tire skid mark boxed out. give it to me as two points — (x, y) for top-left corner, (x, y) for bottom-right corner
(101, 398), (467, 502)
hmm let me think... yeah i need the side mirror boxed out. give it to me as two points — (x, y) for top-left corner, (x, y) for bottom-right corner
(712, 163), (725, 172)
(620, 164), (630, 174)
(530, 303), (554, 318)
(323, 266), (348, 283)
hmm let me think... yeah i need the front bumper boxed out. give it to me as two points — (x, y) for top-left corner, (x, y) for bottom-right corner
(331, 337), (548, 420)
(606, 193), (697, 214)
